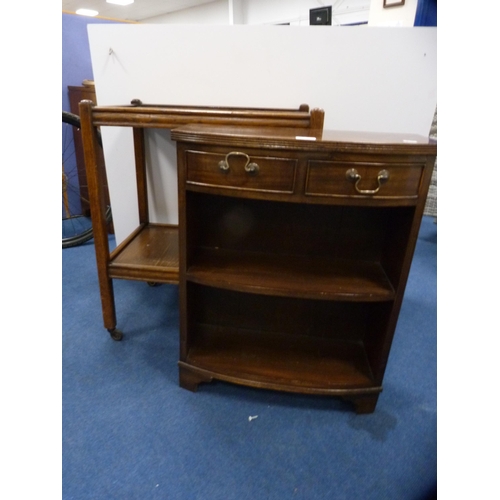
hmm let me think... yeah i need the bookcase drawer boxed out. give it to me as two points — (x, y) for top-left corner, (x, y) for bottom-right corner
(185, 150), (297, 194)
(305, 160), (423, 199)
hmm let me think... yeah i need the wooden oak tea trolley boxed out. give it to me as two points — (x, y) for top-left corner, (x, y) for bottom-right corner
(79, 101), (324, 341)
(171, 125), (436, 413)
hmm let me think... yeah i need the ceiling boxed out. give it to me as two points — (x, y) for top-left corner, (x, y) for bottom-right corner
(62, 0), (219, 22)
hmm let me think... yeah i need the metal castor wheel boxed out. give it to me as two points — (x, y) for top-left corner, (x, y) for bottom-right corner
(108, 328), (123, 341)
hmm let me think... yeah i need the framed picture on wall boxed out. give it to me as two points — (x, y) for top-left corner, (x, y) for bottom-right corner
(309, 6), (332, 25)
(383, 0), (405, 7)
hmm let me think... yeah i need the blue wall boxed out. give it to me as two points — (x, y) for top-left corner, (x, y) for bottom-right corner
(62, 13), (124, 113)
(414, 0), (437, 27)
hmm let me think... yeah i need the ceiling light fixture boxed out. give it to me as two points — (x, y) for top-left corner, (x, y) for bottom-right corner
(106, 0), (134, 5)
(76, 8), (99, 16)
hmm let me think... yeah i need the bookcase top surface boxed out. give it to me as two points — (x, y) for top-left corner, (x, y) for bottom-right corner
(171, 125), (437, 154)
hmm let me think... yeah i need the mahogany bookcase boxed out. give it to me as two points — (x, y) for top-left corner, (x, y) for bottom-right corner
(171, 125), (436, 413)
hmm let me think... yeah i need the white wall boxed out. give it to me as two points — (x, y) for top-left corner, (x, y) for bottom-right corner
(368, 0), (418, 26)
(145, 0), (371, 26)
(240, 0), (370, 26)
(143, 0), (419, 27)
(229, 0), (245, 25)
(145, 0), (228, 24)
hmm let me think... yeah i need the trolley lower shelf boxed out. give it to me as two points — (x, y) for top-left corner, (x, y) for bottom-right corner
(108, 223), (179, 283)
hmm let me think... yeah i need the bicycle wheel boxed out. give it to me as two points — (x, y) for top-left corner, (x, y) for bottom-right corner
(62, 111), (111, 248)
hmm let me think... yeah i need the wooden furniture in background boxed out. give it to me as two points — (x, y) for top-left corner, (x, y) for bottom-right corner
(68, 82), (109, 216)
(79, 101), (325, 340)
(172, 125), (437, 413)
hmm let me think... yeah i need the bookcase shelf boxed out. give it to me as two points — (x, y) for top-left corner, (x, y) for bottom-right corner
(187, 248), (395, 301)
(182, 325), (378, 395)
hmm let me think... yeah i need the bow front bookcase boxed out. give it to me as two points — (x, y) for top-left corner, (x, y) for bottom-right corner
(171, 125), (436, 413)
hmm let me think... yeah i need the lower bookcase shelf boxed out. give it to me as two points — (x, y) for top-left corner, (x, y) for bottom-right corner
(179, 282), (389, 412)
(182, 324), (379, 394)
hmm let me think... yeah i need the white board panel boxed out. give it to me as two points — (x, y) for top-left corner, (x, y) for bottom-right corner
(88, 25), (436, 244)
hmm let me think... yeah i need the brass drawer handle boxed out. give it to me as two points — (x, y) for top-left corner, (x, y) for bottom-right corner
(218, 152), (259, 175)
(345, 168), (390, 195)
(218, 159), (230, 173)
(245, 162), (259, 175)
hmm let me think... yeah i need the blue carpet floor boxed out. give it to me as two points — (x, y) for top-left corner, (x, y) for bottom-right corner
(62, 216), (437, 500)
